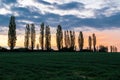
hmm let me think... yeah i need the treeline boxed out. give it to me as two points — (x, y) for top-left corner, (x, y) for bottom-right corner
(0, 16), (118, 52)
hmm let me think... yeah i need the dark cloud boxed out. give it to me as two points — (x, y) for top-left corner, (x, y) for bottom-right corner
(0, 0), (120, 31)
(56, 2), (84, 10)
(2, 0), (17, 4)
(42, 13), (120, 30)
(79, 13), (120, 29)
(12, 7), (35, 16)
(36, 0), (51, 5)
(1, 11), (120, 30)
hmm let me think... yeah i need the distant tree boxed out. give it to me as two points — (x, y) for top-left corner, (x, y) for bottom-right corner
(115, 46), (117, 52)
(40, 23), (44, 50)
(56, 25), (63, 50)
(31, 24), (36, 50)
(45, 25), (51, 50)
(24, 24), (30, 49)
(88, 36), (92, 50)
(99, 45), (108, 52)
(112, 46), (117, 52)
(92, 33), (96, 52)
(73, 31), (75, 50)
(64, 31), (67, 48)
(70, 31), (75, 50)
(8, 16), (17, 50)
(78, 31), (84, 51)
(110, 46), (113, 52)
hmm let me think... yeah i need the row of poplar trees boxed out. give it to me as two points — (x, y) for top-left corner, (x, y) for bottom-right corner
(24, 23), (51, 50)
(24, 23), (97, 51)
(56, 25), (97, 51)
(78, 32), (96, 51)
(8, 16), (51, 50)
(8, 16), (97, 51)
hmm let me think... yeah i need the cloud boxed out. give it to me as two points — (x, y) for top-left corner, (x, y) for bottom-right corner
(0, 0), (120, 31)
(56, 2), (84, 10)
(0, 8), (12, 15)
(0, 26), (8, 35)
(36, 0), (51, 5)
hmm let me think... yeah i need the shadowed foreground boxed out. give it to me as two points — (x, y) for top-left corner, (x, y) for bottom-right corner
(0, 52), (120, 80)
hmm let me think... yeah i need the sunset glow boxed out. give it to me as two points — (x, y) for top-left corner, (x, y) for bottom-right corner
(0, 27), (119, 52)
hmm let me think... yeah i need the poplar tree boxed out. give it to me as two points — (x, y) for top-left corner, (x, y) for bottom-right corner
(88, 36), (92, 50)
(45, 25), (51, 50)
(56, 25), (63, 50)
(78, 31), (84, 51)
(31, 24), (35, 50)
(72, 31), (75, 50)
(8, 16), (16, 50)
(24, 24), (30, 49)
(70, 31), (75, 50)
(64, 31), (67, 48)
(110, 46), (113, 52)
(93, 33), (96, 52)
(115, 47), (117, 52)
(40, 23), (44, 50)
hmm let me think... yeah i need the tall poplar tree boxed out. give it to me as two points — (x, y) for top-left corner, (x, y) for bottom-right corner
(56, 25), (63, 50)
(64, 31), (67, 48)
(40, 23), (44, 50)
(70, 31), (75, 50)
(45, 25), (51, 50)
(110, 46), (113, 52)
(24, 24), (30, 49)
(8, 16), (16, 50)
(88, 36), (92, 50)
(78, 31), (84, 51)
(31, 24), (36, 50)
(93, 33), (96, 52)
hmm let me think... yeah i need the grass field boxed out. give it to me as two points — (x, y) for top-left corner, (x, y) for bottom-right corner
(0, 52), (120, 80)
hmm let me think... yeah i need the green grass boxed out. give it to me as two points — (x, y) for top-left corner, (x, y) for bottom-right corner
(0, 52), (120, 80)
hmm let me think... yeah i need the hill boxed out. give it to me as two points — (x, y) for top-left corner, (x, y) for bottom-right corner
(0, 52), (120, 80)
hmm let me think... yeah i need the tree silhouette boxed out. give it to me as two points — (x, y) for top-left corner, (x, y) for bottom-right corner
(99, 45), (108, 52)
(8, 16), (17, 50)
(111, 46), (117, 52)
(88, 36), (92, 50)
(115, 46), (117, 52)
(56, 25), (63, 50)
(92, 33), (96, 52)
(31, 24), (36, 50)
(78, 31), (84, 51)
(24, 24), (30, 49)
(110, 46), (113, 52)
(40, 23), (44, 50)
(64, 31), (67, 48)
(70, 31), (75, 50)
(45, 25), (51, 50)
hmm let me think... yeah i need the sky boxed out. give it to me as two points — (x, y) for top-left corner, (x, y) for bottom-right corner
(0, 0), (120, 51)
